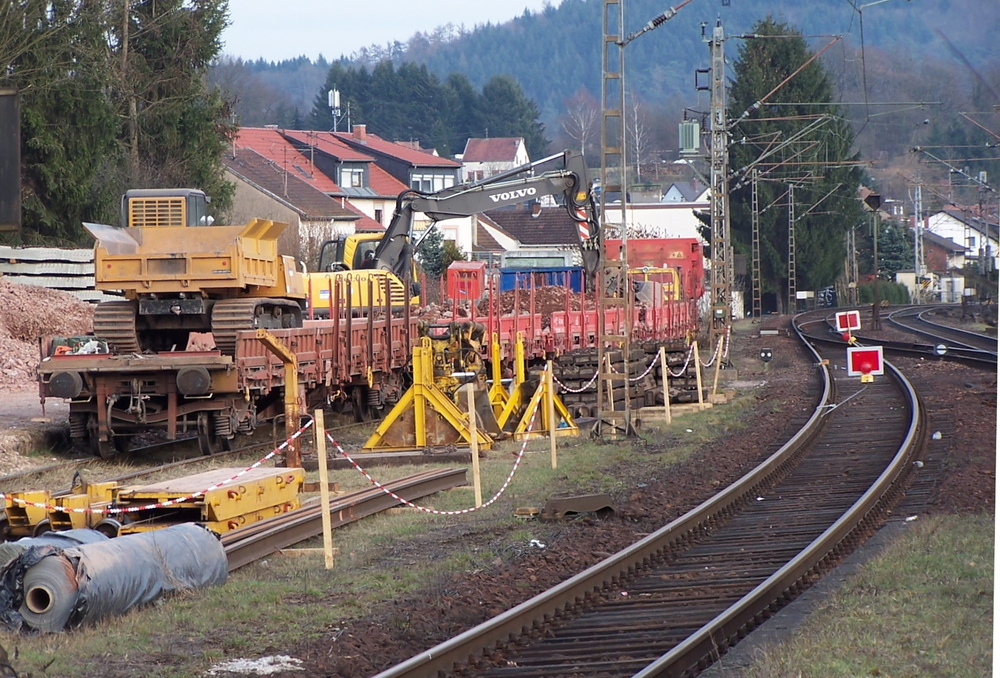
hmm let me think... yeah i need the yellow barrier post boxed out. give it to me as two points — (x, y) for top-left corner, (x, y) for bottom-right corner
(314, 409), (334, 570)
(466, 383), (483, 507)
(711, 336), (724, 396)
(659, 346), (672, 425)
(692, 341), (706, 410)
(547, 361), (558, 469)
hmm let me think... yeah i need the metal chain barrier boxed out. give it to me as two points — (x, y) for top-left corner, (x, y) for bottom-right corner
(552, 367), (601, 393)
(329, 400), (542, 516)
(1, 420), (316, 516)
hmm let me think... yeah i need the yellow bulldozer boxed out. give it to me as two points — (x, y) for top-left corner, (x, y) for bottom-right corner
(86, 188), (306, 355)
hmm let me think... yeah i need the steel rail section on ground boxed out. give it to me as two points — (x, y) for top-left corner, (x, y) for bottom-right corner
(222, 467), (467, 571)
(373, 310), (921, 678)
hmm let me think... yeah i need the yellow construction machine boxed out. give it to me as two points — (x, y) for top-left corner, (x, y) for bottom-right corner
(307, 232), (420, 315)
(86, 188), (307, 355)
(307, 149), (602, 317)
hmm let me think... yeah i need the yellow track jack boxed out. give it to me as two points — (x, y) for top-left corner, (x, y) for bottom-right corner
(364, 338), (493, 452)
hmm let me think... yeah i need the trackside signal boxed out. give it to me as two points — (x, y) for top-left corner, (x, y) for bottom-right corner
(846, 345), (884, 383)
(835, 310), (861, 332)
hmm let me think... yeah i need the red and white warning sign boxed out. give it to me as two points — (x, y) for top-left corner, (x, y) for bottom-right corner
(846, 345), (884, 378)
(835, 310), (862, 332)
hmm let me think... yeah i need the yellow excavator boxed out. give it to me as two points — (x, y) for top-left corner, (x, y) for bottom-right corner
(305, 149), (602, 317)
(86, 188), (306, 355)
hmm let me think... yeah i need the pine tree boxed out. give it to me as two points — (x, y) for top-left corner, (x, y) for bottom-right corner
(479, 75), (549, 159)
(728, 17), (864, 312)
(9, 3), (119, 244)
(112, 0), (236, 211)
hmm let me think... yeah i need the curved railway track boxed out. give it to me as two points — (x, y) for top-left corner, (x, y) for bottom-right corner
(846, 305), (997, 367)
(886, 305), (998, 354)
(372, 310), (924, 678)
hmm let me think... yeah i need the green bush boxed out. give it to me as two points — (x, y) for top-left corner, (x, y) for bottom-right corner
(857, 281), (910, 305)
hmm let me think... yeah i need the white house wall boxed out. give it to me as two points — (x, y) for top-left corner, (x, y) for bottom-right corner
(602, 202), (710, 242)
(927, 212), (999, 269)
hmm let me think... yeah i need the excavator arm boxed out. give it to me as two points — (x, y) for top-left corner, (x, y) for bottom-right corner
(371, 150), (601, 282)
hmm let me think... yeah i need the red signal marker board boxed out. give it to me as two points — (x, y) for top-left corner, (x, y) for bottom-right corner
(846, 345), (884, 377)
(835, 310), (862, 332)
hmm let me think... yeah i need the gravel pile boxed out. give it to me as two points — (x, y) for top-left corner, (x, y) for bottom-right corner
(0, 280), (94, 388)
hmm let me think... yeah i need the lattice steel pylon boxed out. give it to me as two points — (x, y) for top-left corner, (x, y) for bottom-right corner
(751, 168), (762, 320)
(787, 183), (797, 313)
(595, 0), (635, 437)
(912, 184), (925, 304)
(707, 20), (732, 355)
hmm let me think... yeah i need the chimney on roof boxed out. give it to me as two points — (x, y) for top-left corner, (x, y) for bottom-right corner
(353, 125), (367, 141)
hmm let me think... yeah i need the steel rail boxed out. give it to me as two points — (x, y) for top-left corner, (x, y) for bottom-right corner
(374, 309), (921, 678)
(819, 307), (997, 367)
(633, 312), (923, 677)
(372, 328), (834, 678)
(886, 305), (998, 354)
(222, 467), (467, 571)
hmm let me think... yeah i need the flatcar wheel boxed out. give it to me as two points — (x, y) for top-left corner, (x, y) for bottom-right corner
(351, 388), (373, 422)
(86, 416), (116, 459)
(197, 412), (232, 455)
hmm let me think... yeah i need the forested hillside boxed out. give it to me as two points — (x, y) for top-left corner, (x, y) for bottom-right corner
(213, 0), (997, 190)
(217, 0), (994, 125)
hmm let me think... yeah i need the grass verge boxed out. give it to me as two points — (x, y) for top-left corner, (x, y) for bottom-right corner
(735, 514), (994, 678)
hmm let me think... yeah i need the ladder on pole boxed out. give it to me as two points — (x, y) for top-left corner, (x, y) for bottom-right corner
(751, 168), (762, 321)
(787, 183), (797, 313)
(597, 0), (634, 437)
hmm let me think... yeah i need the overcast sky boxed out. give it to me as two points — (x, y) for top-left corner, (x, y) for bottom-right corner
(221, 0), (554, 63)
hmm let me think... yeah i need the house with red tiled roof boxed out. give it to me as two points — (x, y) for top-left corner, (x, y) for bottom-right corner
(333, 125), (461, 191)
(233, 127), (406, 230)
(223, 148), (375, 266)
(333, 125), (473, 253)
(460, 137), (529, 182)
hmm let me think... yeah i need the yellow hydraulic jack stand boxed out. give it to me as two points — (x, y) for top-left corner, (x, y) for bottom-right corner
(510, 363), (579, 441)
(493, 334), (578, 441)
(487, 333), (510, 416)
(495, 333), (528, 431)
(364, 338), (493, 452)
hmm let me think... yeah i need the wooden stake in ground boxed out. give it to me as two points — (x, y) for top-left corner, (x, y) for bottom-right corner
(547, 360), (558, 470)
(692, 341), (706, 410)
(314, 409), (335, 570)
(659, 346), (672, 425)
(711, 336), (725, 396)
(466, 383), (483, 507)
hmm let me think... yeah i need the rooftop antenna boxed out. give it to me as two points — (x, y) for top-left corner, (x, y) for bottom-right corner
(328, 89), (349, 132)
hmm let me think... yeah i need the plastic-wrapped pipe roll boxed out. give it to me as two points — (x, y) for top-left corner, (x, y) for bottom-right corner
(19, 524), (226, 632)
(20, 555), (78, 632)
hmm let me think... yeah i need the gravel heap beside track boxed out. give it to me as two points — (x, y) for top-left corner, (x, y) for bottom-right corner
(0, 280), (94, 388)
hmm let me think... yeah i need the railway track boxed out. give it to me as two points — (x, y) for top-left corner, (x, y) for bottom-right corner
(844, 305), (996, 367)
(886, 305), (998, 355)
(372, 310), (924, 678)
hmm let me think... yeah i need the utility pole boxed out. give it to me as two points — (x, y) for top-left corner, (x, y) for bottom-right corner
(912, 184), (924, 303)
(707, 20), (732, 352)
(596, 0), (634, 437)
